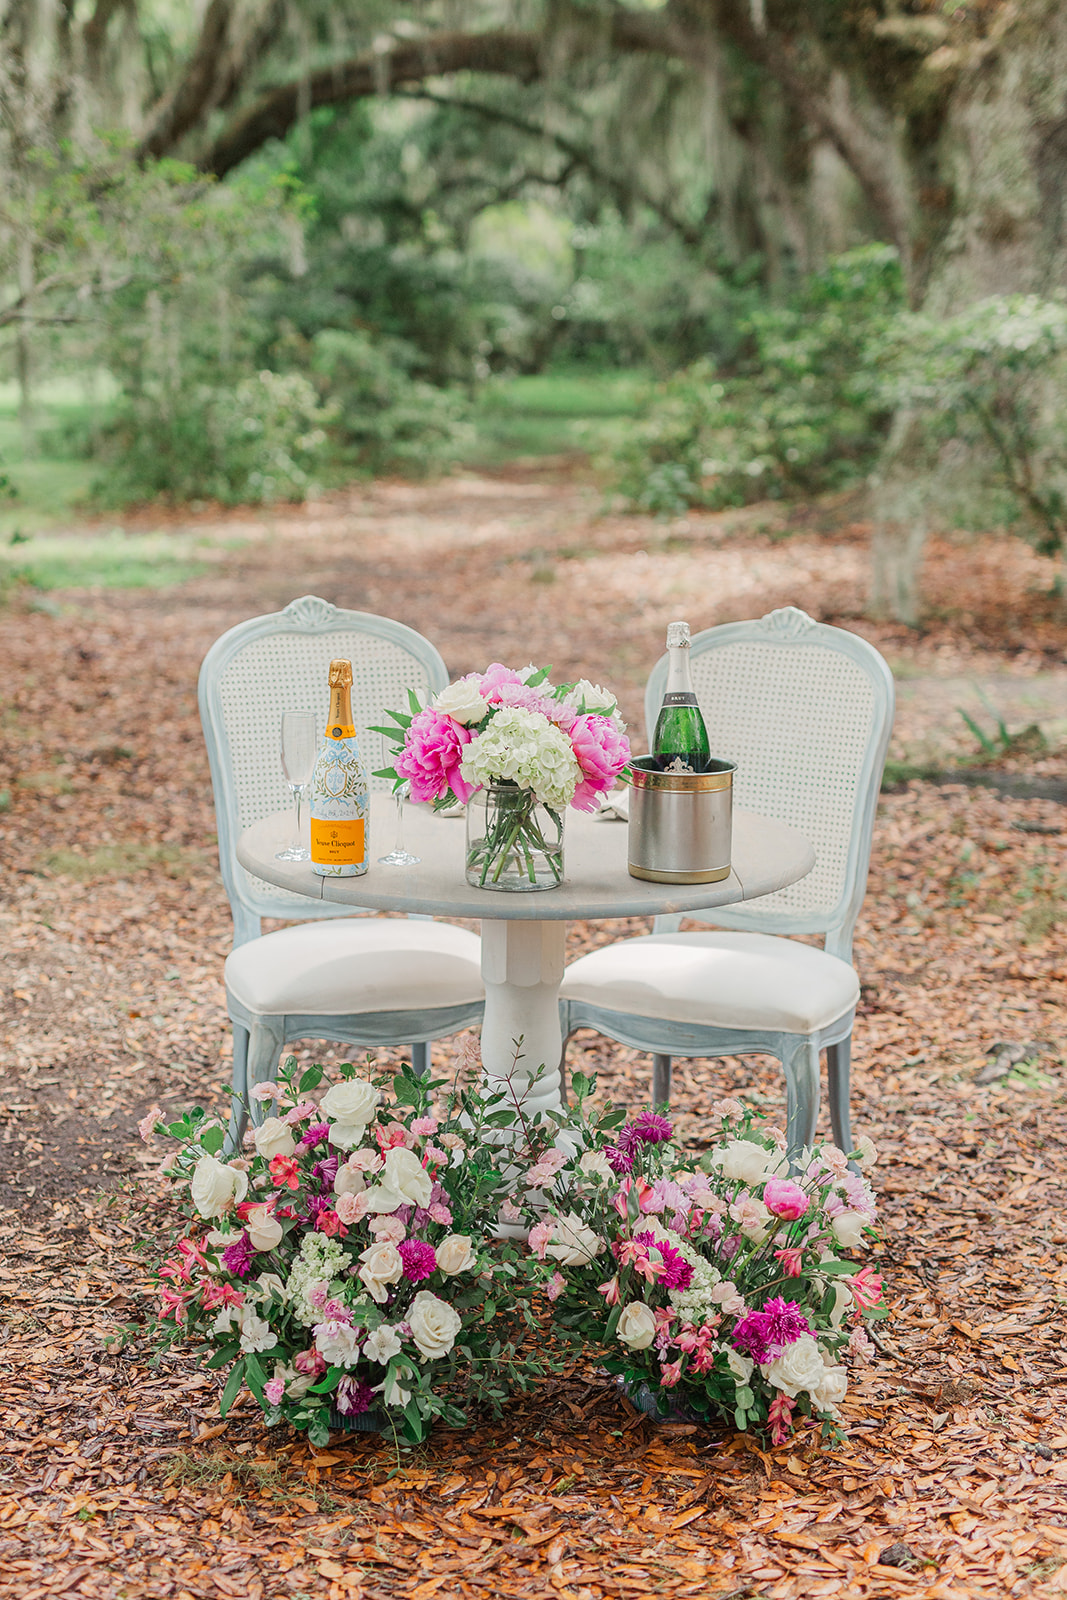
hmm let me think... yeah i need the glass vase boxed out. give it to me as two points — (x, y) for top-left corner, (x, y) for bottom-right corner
(465, 782), (565, 891)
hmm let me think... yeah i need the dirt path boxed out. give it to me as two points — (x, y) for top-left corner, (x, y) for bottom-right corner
(1, 477), (1066, 1599)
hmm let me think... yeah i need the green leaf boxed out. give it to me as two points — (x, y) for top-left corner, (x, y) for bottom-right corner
(407, 686), (425, 717)
(200, 1125), (226, 1155)
(392, 1074), (423, 1106)
(205, 1341), (241, 1370)
(243, 1353), (267, 1406)
(482, 1301), (497, 1322)
(298, 1064), (324, 1093)
(218, 1359), (245, 1417)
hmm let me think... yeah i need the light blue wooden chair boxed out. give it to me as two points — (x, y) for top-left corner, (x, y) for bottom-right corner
(198, 595), (484, 1151)
(559, 606), (894, 1155)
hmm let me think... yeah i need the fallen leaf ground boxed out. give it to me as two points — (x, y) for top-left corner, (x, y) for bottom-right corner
(1, 476), (1066, 1599)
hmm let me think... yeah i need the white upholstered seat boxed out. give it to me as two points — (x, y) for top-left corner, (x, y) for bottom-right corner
(560, 932), (859, 1035)
(559, 606), (894, 1154)
(199, 596), (485, 1150)
(225, 920), (483, 1016)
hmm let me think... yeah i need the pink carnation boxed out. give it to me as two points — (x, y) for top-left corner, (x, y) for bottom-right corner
(568, 714), (631, 811)
(264, 1377), (285, 1406)
(545, 1271), (567, 1301)
(396, 708), (475, 804)
(528, 1219), (555, 1260)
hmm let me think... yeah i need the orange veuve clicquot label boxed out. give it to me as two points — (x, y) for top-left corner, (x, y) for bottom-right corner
(310, 817), (366, 864)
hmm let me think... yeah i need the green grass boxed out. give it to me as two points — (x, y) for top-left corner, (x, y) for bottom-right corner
(40, 842), (203, 880)
(0, 374), (114, 536)
(467, 368), (648, 466)
(0, 529), (213, 590)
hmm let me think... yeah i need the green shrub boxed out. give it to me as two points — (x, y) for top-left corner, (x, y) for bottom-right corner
(611, 245), (904, 514)
(888, 294), (1067, 555)
(309, 329), (472, 477)
(95, 370), (330, 506)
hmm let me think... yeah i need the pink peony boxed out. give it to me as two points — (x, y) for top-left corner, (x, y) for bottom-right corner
(396, 708), (475, 804)
(568, 714), (631, 811)
(491, 681), (555, 718)
(477, 663), (525, 698)
(763, 1178), (810, 1221)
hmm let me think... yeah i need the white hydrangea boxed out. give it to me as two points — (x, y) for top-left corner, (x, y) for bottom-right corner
(460, 707), (582, 809)
(285, 1234), (349, 1326)
(636, 1216), (724, 1325)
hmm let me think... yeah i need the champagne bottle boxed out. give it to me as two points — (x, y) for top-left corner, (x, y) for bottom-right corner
(651, 621), (710, 773)
(310, 659), (369, 877)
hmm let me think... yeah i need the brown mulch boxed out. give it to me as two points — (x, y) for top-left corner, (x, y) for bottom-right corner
(1, 477), (1066, 1598)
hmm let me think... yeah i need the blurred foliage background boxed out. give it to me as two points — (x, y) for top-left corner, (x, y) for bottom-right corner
(2, 0), (1066, 617)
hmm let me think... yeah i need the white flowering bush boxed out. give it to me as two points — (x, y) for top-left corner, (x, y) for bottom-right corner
(149, 1056), (558, 1445)
(516, 1079), (887, 1444)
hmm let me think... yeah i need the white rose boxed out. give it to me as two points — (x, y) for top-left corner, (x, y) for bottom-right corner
(831, 1210), (868, 1249)
(762, 1333), (828, 1399)
(408, 1290), (463, 1360)
(436, 1234), (477, 1276)
(245, 1205), (284, 1253)
(708, 1139), (787, 1186)
(545, 1211), (603, 1267)
(726, 1348), (754, 1385)
(578, 1150), (613, 1181)
(810, 1364), (849, 1415)
(617, 1301), (657, 1351)
(364, 1146), (433, 1212)
(313, 1318), (362, 1367)
(434, 679), (491, 726)
(363, 1324), (404, 1364)
(237, 1307), (277, 1354)
(190, 1154), (248, 1219)
(252, 1117), (296, 1160)
(320, 1078), (381, 1149)
(358, 1241), (404, 1304)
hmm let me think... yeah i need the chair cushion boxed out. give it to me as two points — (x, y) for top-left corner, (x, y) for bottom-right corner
(560, 931), (858, 1034)
(225, 919), (483, 1016)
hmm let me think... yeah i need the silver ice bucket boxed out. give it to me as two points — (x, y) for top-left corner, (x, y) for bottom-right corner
(627, 756), (735, 883)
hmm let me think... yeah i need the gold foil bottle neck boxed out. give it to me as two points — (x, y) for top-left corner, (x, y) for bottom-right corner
(328, 659), (353, 689)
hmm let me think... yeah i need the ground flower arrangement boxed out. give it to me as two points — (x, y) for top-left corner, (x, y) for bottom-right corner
(152, 1058), (886, 1449)
(517, 1078), (887, 1443)
(150, 1057), (558, 1446)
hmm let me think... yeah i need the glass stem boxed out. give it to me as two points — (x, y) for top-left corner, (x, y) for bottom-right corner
(293, 785), (303, 848)
(395, 791), (404, 852)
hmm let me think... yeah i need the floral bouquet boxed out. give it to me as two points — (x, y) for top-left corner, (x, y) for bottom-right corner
(373, 664), (630, 889)
(515, 1080), (886, 1442)
(150, 1056), (558, 1446)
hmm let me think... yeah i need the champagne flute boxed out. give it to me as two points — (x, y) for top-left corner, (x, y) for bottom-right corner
(378, 781), (420, 866)
(276, 710), (318, 861)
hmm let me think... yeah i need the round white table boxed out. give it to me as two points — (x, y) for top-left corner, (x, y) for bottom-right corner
(238, 796), (814, 1117)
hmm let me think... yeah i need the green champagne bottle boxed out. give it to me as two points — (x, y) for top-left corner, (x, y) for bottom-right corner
(651, 621), (710, 773)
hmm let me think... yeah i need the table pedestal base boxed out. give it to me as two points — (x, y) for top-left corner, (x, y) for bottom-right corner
(479, 919), (567, 1120)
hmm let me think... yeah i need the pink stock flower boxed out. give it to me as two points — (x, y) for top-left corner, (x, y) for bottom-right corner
(659, 1358), (683, 1389)
(526, 1148), (566, 1188)
(569, 714), (631, 812)
(545, 1271), (567, 1301)
(264, 1377), (285, 1406)
(529, 1219), (555, 1260)
(396, 707), (475, 804)
(848, 1266), (884, 1310)
(767, 1392), (796, 1446)
(138, 1107), (161, 1143)
(763, 1178), (810, 1221)
(773, 1247), (804, 1277)
(848, 1325), (875, 1364)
